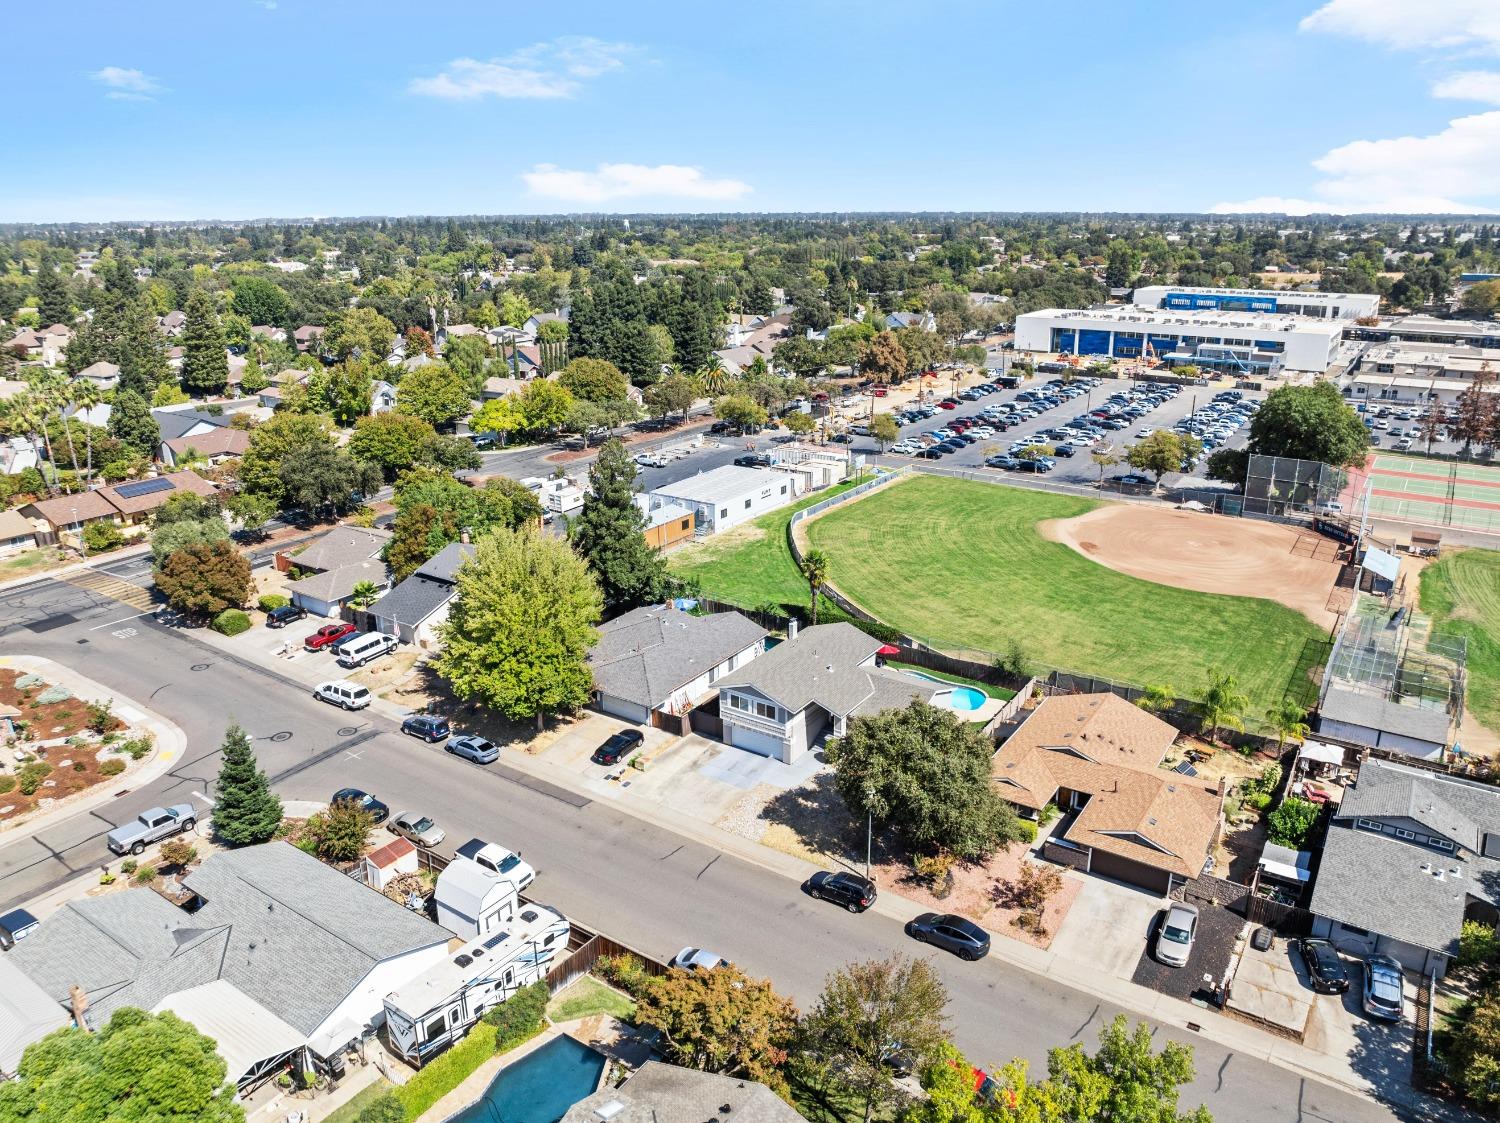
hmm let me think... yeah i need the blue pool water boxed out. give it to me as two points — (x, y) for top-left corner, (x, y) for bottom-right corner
(445, 1036), (607, 1123)
(903, 672), (988, 711)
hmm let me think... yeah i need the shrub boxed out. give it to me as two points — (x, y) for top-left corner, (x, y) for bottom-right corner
(17, 761), (52, 795)
(83, 520), (124, 553)
(99, 871), (116, 885)
(305, 801), (374, 862)
(120, 735), (154, 760)
(396, 1022), (499, 1120)
(258, 594), (289, 612)
(1243, 792), (1272, 813)
(1459, 919), (1500, 969)
(133, 864), (157, 883)
(159, 839), (197, 869)
(482, 981), (550, 1051)
(596, 953), (651, 997)
(100, 759), (126, 777)
(86, 699), (115, 734)
(1038, 801), (1059, 826)
(37, 685), (71, 705)
(912, 850), (956, 887)
(353, 1091), (407, 1123)
(0, 776), (13, 794)
(72, 761), (86, 772)
(1267, 797), (1321, 848)
(121, 859), (138, 874)
(1016, 819), (1038, 844)
(212, 609), (252, 636)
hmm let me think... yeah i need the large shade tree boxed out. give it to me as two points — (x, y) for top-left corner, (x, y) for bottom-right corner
(1247, 382), (1370, 468)
(570, 439), (667, 609)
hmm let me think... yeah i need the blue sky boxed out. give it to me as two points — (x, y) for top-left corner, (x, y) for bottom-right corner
(5, 0), (1500, 221)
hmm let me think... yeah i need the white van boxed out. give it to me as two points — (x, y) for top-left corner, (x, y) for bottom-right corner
(336, 632), (398, 669)
(313, 680), (371, 710)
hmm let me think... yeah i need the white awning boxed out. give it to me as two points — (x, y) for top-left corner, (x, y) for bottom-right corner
(154, 981), (305, 1084)
(1297, 739), (1344, 767)
(1259, 843), (1313, 884)
(1363, 547), (1400, 584)
(307, 1017), (362, 1059)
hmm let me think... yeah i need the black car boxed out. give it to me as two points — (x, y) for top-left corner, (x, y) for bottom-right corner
(806, 870), (877, 913)
(331, 787), (390, 824)
(1014, 458), (1053, 473)
(1296, 938), (1351, 994)
(592, 728), (644, 765)
(907, 912), (990, 960)
(0, 907), (40, 950)
(1049, 443), (1077, 458)
(265, 603), (308, 628)
(916, 448), (947, 459)
(734, 454), (772, 468)
(401, 714), (451, 743)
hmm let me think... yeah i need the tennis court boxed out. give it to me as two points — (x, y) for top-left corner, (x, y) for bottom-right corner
(1339, 453), (1500, 535)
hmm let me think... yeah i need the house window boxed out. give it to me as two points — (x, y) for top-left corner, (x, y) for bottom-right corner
(424, 1015), (446, 1040)
(719, 507), (728, 518)
(1338, 922), (1370, 937)
(1395, 828), (1415, 840)
(725, 694), (747, 712)
(680, 519), (690, 531)
(1432, 838), (1454, 852)
(755, 701), (777, 720)
(1356, 818), (1383, 832)
(780, 485), (787, 495)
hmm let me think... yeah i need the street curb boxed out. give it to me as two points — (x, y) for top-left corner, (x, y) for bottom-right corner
(0, 542), (153, 595)
(0, 654), (189, 846)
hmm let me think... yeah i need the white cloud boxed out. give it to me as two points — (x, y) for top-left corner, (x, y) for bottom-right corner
(88, 66), (161, 101)
(1433, 70), (1500, 103)
(521, 163), (752, 204)
(410, 37), (635, 100)
(1300, 0), (1500, 54)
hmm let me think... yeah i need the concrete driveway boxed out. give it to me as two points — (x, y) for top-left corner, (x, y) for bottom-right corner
(1049, 873), (1164, 981)
(1132, 903), (1243, 1003)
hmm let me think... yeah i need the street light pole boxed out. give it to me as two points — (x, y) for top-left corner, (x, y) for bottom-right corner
(864, 783), (875, 880)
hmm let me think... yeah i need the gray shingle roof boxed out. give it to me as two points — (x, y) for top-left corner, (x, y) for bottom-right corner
(10, 842), (448, 1038)
(716, 622), (936, 717)
(368, 573), (456, 628)
(293, 526), (392, 573)
(589, 607), (767, 710)
(414, 541), (476, 584)
(562, 1061), (806, 1123)
(152, 408), (231, 442)
(286, 559), (387, 605)
(1318, 688), (1451, 745)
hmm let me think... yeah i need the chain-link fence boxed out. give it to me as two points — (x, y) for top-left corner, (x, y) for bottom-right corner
(1244, 454), (1349, 520)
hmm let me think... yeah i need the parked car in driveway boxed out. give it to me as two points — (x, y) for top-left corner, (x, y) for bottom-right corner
(265, 603), (307, 628)
(391, 810), (445, 848)
(805, 870), (877, 912)
(106, 804), (197, 856)
(1155, 903), (1198, 967)
(456, 837), (535, 889)
(337, 632), (398, 669)
(1362, 955), (1404, 1021)
(592, 728), (644, 765)
(331, 787), (389, 823)
(671, 947), (729, 970)
(313, 680), (371, 710)
(906, 912), (990, 960)
(401, 714), (450, 742)
(446, 733), (500, 764)
(1296, 938), (1351, 993)
(304, 622), (357, 651)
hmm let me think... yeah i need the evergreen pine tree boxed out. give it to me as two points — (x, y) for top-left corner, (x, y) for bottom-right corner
(179, 289), (230, 398)
(570, 438), (668, 609)
(34, 257), (70, 325)
(107, 390), (161, 458)
(210, 723), (283, 845)
(116, 296), (171, 396)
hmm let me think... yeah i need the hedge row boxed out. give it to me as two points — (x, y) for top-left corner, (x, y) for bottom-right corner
(394, 1022), (497, 1121)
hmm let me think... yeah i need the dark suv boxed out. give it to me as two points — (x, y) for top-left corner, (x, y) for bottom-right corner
(734, 454), (772, 468)
(907, 912), (990, 960)
(401, 714), (451, 743)
(265, 603), (307, 628)
(805, 871), (877, 913)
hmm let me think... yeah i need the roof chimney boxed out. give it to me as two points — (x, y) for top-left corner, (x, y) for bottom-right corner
(787, 618), (799, 641)
(69, 985), (90, 1030)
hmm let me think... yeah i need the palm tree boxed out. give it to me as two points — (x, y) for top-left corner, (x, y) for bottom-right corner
(697, 356), (730, 397)
(1199, 670), (1250, 743)
(798, 549), (829, 626)
(73, 382), (102, 488)
(10, 393), (60, 496)
(34, 374), (79, 488)
(1135, 683), (1176, 713)
(350, 579), (380, 609)
(1267, 698), (1310, 750)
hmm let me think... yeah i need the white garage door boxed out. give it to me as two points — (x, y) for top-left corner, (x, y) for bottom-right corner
(597, 695), (650, 724)
(729, 723), (783, 760)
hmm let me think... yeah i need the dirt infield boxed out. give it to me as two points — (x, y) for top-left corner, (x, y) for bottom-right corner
(1039, 504), (1343, 628)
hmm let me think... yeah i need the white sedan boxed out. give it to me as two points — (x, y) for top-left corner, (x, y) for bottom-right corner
(671, 947), (730, 971)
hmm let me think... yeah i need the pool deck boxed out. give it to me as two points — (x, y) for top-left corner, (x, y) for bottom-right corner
(900, 672), (1006, 724)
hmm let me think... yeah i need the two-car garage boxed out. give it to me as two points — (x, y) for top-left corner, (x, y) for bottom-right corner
(725, 722), (786, 762)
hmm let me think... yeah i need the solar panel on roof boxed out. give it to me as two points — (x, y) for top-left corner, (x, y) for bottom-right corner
(1174, 760), (1198, 777)
(114, 477), (175, 499)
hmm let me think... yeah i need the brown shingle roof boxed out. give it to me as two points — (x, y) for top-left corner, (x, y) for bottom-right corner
(163, 428), (250, 459)
(23, 490), (118, 527)
(993, 694), (1219, 879)
(97, 471), (218, 516)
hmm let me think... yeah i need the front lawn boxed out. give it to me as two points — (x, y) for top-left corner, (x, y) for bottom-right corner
(1420, 549), (1500, 738)
(806, 475), (1324, 714)
(546, 976), (635, 1023)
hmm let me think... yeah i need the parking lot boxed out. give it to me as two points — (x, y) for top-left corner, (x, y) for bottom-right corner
(1131, 903), (1244, 1004)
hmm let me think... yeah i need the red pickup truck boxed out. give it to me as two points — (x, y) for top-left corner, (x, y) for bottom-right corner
(304, 622), (357, 651)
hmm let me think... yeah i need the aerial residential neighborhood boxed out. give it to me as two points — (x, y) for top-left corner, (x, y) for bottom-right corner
(3, 4), (1500, 1123)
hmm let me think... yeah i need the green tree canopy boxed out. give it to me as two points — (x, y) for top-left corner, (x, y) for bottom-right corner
(149, 493), (229, 564)
(395, 362), (471, 428)
(230, 275), (292, 326)
(155, 540), (253, 618)
(210, 723), (283, 846)
(1247, 382), (1370, 468)
(348, 412), (438, 479)
(325, 306), (397, 362)
(239, 412), (337, 505)
(433, 526), (602, 730)
(277, 442), (381, 516)
(827, 701), (1026, 861)
(0, 1007), (243, 1123)
(570, 439), (667, 609)
(105, 390), (160, 458)
(179, 290), (230, 398)
(559, 357), (630, 403)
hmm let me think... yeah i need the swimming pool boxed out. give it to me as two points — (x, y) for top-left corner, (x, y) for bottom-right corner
(445, 1035), (607, 1123)
(903, 672), (988, 712)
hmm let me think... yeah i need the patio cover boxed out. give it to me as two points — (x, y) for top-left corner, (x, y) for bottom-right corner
(1297, 740), (1344, 767)
(307, 1016), (362, 1059)
(1258, 842), (1313, 884)
(154, 981), (305, 1084)
(1363, 547), (1400, 584)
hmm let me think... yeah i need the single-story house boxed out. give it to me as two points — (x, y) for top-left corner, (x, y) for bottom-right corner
(0, 957), (69, 1079)
(158, 310), (187, 335)
(1316, 687), (1451, 761)
(481, 375), (531, 401)
(367, 541), (474, 646)
(523, 310), (568, 335)
(639, 500), (695, 550)
(160, 425), (251, 467)
(1310, 757), (1500, 978)
(250, 324), (287, 343)
(74, 360), (120, 390)
(562, 1061), (808, 1123)
(21, 489), (121, 537)
(0, 509), (41, 557)
(293, 325), (325, 352)
(648, 465), (799, 535)
(371, 380), (397, 414)
(283, 525), (393, 617)
(715, 622), (940, 763)
(97, 470), (218, 526)
(991, 693), (1224, 895)
(588, 605), (767, 725)
(152, 405), (233, 444)
(0, 436), (40, 476)
(8, 842), (450, 1089)
(885, 310), (937, 332)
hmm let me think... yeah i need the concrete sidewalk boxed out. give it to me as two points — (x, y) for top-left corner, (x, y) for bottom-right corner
(0, 654), (187, 846)
(0, 542), (152, 595)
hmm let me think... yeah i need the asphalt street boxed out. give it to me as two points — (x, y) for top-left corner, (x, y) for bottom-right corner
(0, 566), (1440, 1123)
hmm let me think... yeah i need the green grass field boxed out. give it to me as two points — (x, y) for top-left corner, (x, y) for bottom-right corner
(668, 474), (870, 611)
(1419, 549), (1500, 738)
(802, 475), (1325, 713)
